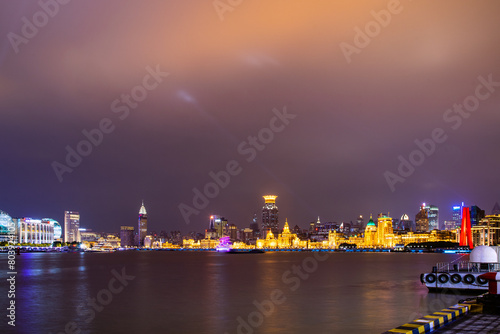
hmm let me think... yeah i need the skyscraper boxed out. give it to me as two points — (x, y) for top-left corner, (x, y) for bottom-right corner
(415, 205), (428, 232)
(137, 201), (147, 246)
(470, 205), (485, 227)
(64, 211), (80, 243)
(262, 195), (279, 237)
(250, 213), (259, 234)
(120, 226), (135, 247)
(452, 204), (463, 224)
(424, 203), (439, 230)
(209, 215), (227, 238)
(357, 215), (364, 229)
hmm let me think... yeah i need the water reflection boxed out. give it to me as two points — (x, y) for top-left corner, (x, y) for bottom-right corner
(8, 251), (478, 334)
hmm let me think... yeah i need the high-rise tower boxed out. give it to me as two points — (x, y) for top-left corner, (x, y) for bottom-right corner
(137, 201), (148, 246)
(262, 195), (279, 237)
(415, 205), (428, 232)
(424, 203), (439, 230)
(64, 211), (80, 243)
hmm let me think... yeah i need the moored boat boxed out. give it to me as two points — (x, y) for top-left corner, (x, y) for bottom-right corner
(420, 245), (500, 292)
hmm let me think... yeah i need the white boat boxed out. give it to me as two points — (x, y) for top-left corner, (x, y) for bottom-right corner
(420, 245), (500, 292)
(86, 242), (116, 252)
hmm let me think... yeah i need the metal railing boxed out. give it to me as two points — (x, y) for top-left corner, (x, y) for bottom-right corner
(436, 261), (500, 273)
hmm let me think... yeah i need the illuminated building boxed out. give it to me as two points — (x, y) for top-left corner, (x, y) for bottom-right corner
(17, 218), (54, 244)
(423, 204), (439, 230)
(262, 195), (279, 237)
(209, 215), (228, 238)
(470, 205), (485, 227)
(415, 205), (428, 232)
(443, 220), (459, 231)
(277, 219), (297, 248)
(228, 223), (237, 241)
(472, 214), (500, 246)
(377, 214), (394, 247)
(255, 220), (303, 249)
(205, 228), (217, 239)
(452, 203), (463, 224)
(64, 211), (80, 243)
(44, 219), (62, 241)
(357, 215), (364, 229)
(0, 210), (15, 243)
(144, 235), (153, 248)
(241, 228), (254, 244)
(249, 213), (259, 235)
(120, 226), (135, 247)
(137, 201), (147, 246)
(200, 238), (219, 249)
(364, 215), (377, 247)
(80, 229), (99, 243)
(399, 214), (413, 231)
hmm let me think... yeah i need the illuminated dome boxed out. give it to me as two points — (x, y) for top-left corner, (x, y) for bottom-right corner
(366, 215), (375, 226)
(0, 210), (14, 235)
(470, 246), (498, 263)
(401, 214), (410, 221)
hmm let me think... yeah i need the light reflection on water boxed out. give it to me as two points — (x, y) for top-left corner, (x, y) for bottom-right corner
(0, 251), (476, 334)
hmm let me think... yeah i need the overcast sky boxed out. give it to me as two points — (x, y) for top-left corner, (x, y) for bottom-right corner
(1, 0), (499, 233)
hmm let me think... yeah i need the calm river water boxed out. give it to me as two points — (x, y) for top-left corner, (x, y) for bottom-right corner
(0, 251), (475, 334)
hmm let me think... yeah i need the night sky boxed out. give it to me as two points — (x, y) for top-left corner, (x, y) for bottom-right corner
(1, 0), (499, 234)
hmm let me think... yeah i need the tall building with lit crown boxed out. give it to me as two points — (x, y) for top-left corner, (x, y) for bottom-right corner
(262, 195), (279, 237)
(137, 201), (148, 246)
(415, 205), (428, 232)
(64, 211), (80, 243)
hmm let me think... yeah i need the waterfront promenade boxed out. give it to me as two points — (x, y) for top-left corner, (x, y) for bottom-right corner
(384, 296), (500, 333)
(433, 313), (500, 333)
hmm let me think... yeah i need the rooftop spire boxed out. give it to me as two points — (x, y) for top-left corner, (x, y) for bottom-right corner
(139, 200), (147, 215)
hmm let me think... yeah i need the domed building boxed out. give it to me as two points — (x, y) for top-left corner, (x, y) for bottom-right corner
(0, 210), (14, 243)
(399, 213), (413, 231)
(364, 215), (377, 247)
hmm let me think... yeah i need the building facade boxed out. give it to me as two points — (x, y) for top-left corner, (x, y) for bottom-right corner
(377, 214), (393, 247)
(17, 218), (54, 244)
(44, 219), (62, 241)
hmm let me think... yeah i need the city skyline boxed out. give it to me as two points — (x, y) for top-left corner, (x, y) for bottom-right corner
(1, 1), (499, 234)
(2, 199), (500, 235)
